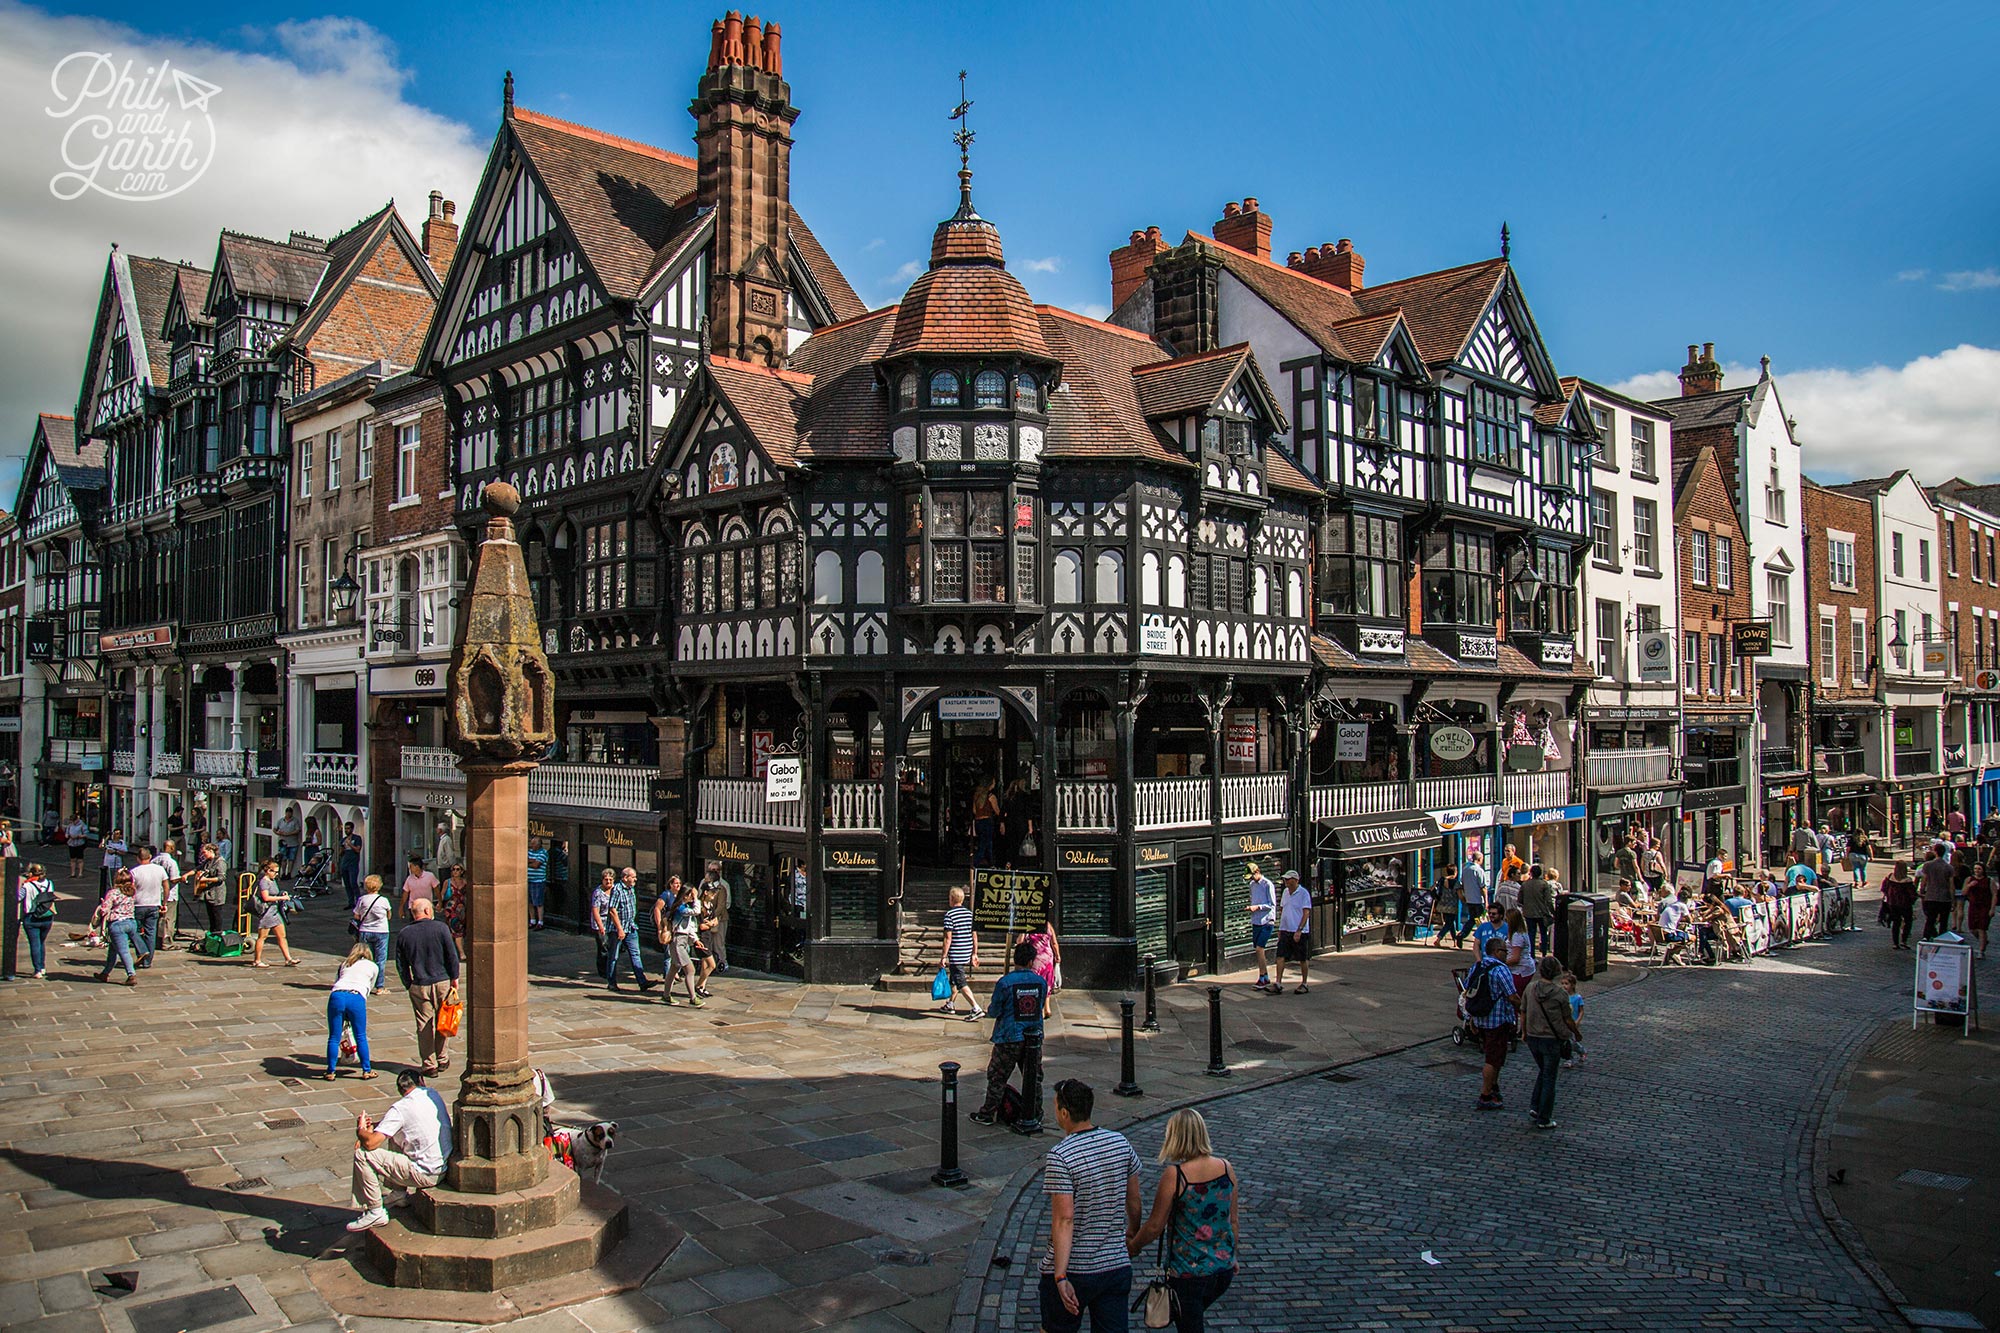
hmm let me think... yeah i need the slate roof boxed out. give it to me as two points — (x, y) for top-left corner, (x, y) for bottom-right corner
(1653, 383), (1753, 432)
(40, 413), (105, 489)
(211, 230), (331, 308)
(1131, 344), (1252, 419)
(123, 255), (186, 384)
(1350, 258), (1511, 368)
(165, 265), (212, 334)
(885, 210), (1051, 360)
(790, 308), (898, 461)
(707, 356), (811, 468)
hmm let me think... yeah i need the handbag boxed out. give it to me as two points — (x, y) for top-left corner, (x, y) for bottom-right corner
(1051, 962), (1063, 992)
(1020, 833), (1039, 859)
(1133, 1165), (1184, 1329)
(436, 988), (464, 1037)
(930, 966), (952, 1002)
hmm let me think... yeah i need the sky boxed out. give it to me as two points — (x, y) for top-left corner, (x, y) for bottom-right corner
(3, 0), (1997, 501)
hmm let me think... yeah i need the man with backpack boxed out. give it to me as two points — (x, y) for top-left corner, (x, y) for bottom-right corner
(1462, 936), (1519, 1111)
(970, 940), (1050, 1133)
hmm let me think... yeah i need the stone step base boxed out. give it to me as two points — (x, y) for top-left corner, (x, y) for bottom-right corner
(362, 1176), (628, 1292)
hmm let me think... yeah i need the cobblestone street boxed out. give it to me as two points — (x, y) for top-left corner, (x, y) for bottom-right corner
(962, 931), (1925, 1332)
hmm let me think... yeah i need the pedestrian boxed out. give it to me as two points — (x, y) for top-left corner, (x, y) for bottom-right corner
(1816, 823), (1838, 879)
(1505, 905), (1536, 991)
(1002, 776), (1037, 868)
(99, 826), (126, 895)
(971, 778), (1001, 868)
(698, 869), (728, 990)
(698, 861), (731, 973)
(1268, 870), (1313, 994)
(663, 881), (705, 1007)
(1027, 912), (1063, 1019)
(1520, 955), (1581, 1130)
(394, 898), (461, 1074)
(339, 822), (365, 907)
(301, 820), (323, 882)
(1245, 861), (1276, 985)
(1472, 901), (1508, 957)
(275, 804), (301, 879)
(546, 837), (569, 918)
(526, 836), (548, 930)
(1456, 848), (1491, 948)
(249, 859), (301, 968)
(1967, 858), (1993, 958)
(1919, 847), (1955, 939)
(347, 1069), (452, 1232)
(605, 867), (654, 993)
(938, 886), (983, 1019)
(970, 940), (1050, 1128)
(352, 874), (393, 991)
(434, 820), (457, 870)
(1655, 886), (1692, 964)
(127, 846), (169, 968)
(18, 861), (56, 979)
(1519, 862), (1554, 956)
(1462, 937), (1518, 1111)
(196, 842), (231, 936)
(1612, 835), (1640, 888)
(1427, 857), (1458, 949)
(399, 853), (438, 921)
(588, 868), (615, 982)
(1499, 841), (1526, 885)
(1847, 827), (1874, 888)
(1038, 1078), (1141, 1333)
(1127, 1108), (1237, 1333)
(1560, 971), (1585, 1068)
(439, 863), (467, 952)
(94, 869), (140, 985)
(325, 941), (380, 1081)
(0, 820), (17, 863)
(64, 811), (87, 879)
(155, 839), (185, 948)
(1642, 840), (1670, 895)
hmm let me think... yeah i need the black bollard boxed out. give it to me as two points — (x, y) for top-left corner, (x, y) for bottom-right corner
(932, 1061), (969, 1187)
(1204, 985), (1231, 1077)
(1012, 1028), (1045, 1135)
(0, 858), (16, 981)
(1113, 997), (1143, 1097)
(1141, 954), (1161, 1032)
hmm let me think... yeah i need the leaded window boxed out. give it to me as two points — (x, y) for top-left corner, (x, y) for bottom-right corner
(1421, 529), (1496, 627)
(929, 370), (960, 407)
(1468, 385), (1518, 468)
(1319, 513), (1403, 620)
(974, 371), (1007, 409)
(509, 372), (573, 459)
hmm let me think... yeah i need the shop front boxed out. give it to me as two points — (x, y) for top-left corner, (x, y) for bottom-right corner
(1947, 771), (1977, 833)
(1314, 811), (1438, 947)
(1054, 841), (1126, 986)
(1588, 785), (1680, 895)
(1133, 837), (1218, 980)
(1889, 778), (1947, 846)
(1505, 802), (1586, 890)
(696, 831), (808, 978)
(1421, 804), (1499, 916)
(1761, 781), (1806, 864)
(1218, 829), (1286, 974)
(1679, 784), (1750, 872)
(1980, 768), (2000, 828)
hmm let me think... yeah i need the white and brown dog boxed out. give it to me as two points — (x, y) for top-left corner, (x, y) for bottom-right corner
(547, 1120), (618, 1181)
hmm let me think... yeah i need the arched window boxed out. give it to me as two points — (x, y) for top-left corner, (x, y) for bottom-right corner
(855, 551), (885, 603)
(1053, 549), (1083, 604)
(1016, 373), (1038, 409)
(1287, 569), (1304, 619)
(1252, 565), (1270, 615)
(1141, 551), (1161, 605)
(929, 370), (960, 407)
(812, 550), (843, 605)
(1094, 549), (1125, 603)
(1167, 554), (1187, 608)
(897, 375), (917, 411)
(974, 371), (1006, 409)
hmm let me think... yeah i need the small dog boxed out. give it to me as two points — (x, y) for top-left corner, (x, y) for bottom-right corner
(548, 1120), (618, 1181)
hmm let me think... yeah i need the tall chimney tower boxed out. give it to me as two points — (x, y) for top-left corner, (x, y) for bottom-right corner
(690, 11), (797, 367)
(1679, 341), (1723, 397)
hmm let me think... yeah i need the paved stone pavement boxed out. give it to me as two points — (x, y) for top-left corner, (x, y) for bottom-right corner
(0, 854), (1631, 1333)
(959, 928), (1924, 1332)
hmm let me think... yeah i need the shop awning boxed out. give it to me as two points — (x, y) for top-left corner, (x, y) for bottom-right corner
(1317, 811), (1440, 855)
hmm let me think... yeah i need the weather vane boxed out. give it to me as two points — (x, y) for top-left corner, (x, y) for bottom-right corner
(949, 70), (975, 209)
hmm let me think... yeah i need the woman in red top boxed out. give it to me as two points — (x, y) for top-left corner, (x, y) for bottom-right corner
(1966, 862), (1993, 958)
(1879, 860), (1917, 951)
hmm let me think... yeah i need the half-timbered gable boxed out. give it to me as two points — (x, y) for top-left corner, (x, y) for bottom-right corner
(17, 415), (105, 684)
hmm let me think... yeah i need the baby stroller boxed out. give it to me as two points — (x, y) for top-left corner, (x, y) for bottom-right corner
(294, 847), (335, 898)
(1450, 965), (1518, 1051)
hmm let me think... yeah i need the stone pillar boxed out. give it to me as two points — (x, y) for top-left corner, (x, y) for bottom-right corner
(227, 660), (246, 754)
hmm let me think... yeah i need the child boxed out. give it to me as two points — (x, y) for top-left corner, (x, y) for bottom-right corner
(1561, 972), (1584, 1068)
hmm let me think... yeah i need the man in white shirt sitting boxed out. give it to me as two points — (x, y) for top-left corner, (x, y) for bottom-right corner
(1654, 887), (1692, 965)
(349, 1069), (453, 1231)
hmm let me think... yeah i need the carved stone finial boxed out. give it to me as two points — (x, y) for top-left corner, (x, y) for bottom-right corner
(445, 482), (553, 765)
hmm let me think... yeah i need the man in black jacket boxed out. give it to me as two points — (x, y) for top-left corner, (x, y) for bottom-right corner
(395, 899), (461, 1074)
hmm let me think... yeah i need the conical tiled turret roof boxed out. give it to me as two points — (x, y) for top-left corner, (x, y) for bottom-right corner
(885, 182), (1051, 361)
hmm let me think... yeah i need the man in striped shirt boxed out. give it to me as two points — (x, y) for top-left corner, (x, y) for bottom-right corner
(1039, 1078), (1140, 1332)
(938, 886), (983, 1020)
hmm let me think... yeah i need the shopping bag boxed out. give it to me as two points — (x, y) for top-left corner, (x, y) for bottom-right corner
(437, 993), (464, 1037)
(930, 967), (952, 1002)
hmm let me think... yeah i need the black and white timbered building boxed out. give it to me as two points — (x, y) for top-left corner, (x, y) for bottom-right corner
(1111, 203), (1596, 947)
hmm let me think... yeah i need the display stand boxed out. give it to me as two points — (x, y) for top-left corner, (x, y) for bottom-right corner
(1914, 934), (1980, 1031)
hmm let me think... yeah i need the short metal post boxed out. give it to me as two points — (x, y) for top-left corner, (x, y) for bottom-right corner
(1141, 954), (1161, 1032)
(1113, 997), (1143, 1097)
(932, 1061), (969, 1187)
(0, 858), (17, 981)
(1204, 985), (1230, 1077)
(1011, 1029), (1044, 1135)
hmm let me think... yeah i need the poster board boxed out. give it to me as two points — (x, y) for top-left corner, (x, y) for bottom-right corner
(1820, 883), (1855, 933)
(1914, 937), (1979, 1028)
(972, 868), (1051, 934)
(1737, 900), (1771, 955)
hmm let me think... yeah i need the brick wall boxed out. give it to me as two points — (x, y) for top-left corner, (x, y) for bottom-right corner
(1803, 481), (1878, 700)
(1936, 499), (2000, 684)
(1675, 446), (1755, 710)
(306, 231), (439, 384)
(369, 391), (451, 543)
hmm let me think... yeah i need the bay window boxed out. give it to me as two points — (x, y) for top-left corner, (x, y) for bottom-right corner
(1468, 384), (1519, 468)
(1318, 512), (1403, 620)
(1421, 529), (1496, 627)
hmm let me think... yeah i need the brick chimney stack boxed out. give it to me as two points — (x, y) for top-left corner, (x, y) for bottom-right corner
(1288, 237), (1365, 291)
(1212, 197), (1272, 262)
(692, 11), (796, 366)
(423, 190), (459, 279)
(1679, 341), (1723, 397)
(1109, 226), (1168, 310)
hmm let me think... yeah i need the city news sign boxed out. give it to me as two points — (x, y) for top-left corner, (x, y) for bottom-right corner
(763, 756), (802, 803)
(1731, 621), (1773, 657)
(972, 868), (1050, 933)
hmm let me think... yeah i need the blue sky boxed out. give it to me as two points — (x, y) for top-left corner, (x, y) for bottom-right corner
(6, 0), (1999, 494)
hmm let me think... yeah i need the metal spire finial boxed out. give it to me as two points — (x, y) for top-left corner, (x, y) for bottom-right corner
(1500, 221), (1510, 260)
(949, 70), (975, 212)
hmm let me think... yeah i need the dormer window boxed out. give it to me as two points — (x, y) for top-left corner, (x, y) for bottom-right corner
(1200, 419), (1220, 452)
(1223, 420), (1253, 459)
(898, 375), (917, 411)
(1016, 373), (1039, 410)
(929, 370), (960, 407)
(1469, 385), (1520, 469)
(974, 371), (1007, 409)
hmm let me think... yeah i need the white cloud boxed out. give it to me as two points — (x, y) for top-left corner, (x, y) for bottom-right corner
(0, 2), (485, 498)
(860, 237), (885, 252)
(1020, 255), (1063, 275)
(879, 259), (924, 288)
(1896, 269), (1928, 282)
(1610, 345), (2000, 484)
(1938, 268), (2000, 293)
(1075, 302), (1112, 322)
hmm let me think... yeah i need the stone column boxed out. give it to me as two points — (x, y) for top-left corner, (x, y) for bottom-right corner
(227, 660), (246, 755)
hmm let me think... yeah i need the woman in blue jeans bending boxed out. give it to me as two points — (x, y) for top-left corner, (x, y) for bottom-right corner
(324, 942), (380, 1080)
(1129, 1109), (1238, 1333)
(18, 861), (56, 978)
